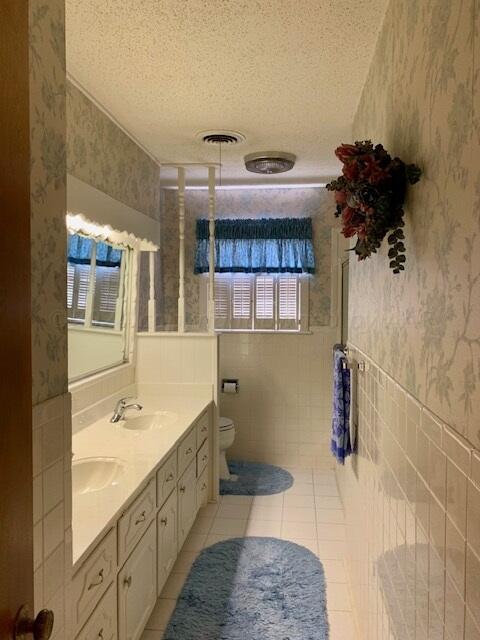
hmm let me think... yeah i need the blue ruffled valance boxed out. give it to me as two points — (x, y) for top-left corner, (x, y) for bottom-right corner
(68, 234), (122, 268)
(194, 218), (315, 274)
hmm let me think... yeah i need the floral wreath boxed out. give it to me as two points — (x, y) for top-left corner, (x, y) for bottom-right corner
(326, 141), (421, 273)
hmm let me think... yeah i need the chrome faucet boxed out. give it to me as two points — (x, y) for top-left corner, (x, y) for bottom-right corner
(111, 397), (143, 423)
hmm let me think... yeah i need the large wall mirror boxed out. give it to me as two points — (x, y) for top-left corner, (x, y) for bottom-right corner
(67, 232), (131, 381)
(66, 177), (160, 384)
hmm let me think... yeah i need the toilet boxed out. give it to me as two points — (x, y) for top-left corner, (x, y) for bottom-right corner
(219, 417), (235, 480)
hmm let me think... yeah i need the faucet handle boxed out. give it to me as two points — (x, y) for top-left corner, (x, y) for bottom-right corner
(115, 396), (134, 409)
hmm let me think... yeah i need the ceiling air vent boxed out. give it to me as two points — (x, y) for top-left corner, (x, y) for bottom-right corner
(197, 130), (246, 145)
(244, 151), (296, 174)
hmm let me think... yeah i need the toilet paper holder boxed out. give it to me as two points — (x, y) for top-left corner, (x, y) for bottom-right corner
(222, 379), (239, 393)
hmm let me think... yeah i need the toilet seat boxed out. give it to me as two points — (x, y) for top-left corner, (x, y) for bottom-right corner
(219, 417), (234, 431)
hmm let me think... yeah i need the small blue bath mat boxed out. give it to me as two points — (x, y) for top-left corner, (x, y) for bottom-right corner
(220, 460), (294, 495)
(163, 537), (329, 640)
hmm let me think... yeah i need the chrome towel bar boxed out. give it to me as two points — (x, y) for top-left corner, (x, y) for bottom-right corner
(342, 360), (368, 371)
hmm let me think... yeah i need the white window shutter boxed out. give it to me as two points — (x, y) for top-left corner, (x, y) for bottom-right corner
(254, 275), (275, 329)
(211, 273), (307, 333)
(66, 263), (90, 322)
(92, 266), (121, 326)
(231, 276), (252, 329)
(67, 263), (74, 310)
(76, 265), (90, 311)
(98, 267), (120, 313)
(278, 275), (299, 330)
(214, 277), (231, 329)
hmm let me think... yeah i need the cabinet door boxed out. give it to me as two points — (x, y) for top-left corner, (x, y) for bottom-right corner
(157, 489), (178, 596)
(75, 583), (117, 640)
(118, 522), (157, 640)
(196, 466), (208, 510)
(177, 460), (197, 550)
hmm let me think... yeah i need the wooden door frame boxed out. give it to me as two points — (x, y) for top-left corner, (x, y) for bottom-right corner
(0, 1), (34, 638)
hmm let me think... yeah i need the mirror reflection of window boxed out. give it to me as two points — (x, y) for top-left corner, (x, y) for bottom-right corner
(67, 234), (125, 329)
(67, 232), (129, 382)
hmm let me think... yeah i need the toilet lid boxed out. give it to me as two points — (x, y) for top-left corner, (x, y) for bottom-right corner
(219, 417), (234, 431)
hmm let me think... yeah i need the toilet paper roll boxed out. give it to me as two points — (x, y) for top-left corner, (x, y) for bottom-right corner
(223, 382), (237, 394)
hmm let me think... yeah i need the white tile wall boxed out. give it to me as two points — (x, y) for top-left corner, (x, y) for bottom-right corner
(219, 328), (336, 470)
(336, 345), (480, 640)
(71, 364), (135, 412)
(136, 334), (218, 386)
(33, 392), (72, 639)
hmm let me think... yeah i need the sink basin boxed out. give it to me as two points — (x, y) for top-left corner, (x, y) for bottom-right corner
(122, 411), (178, 431)
(73, 457), (126, 495)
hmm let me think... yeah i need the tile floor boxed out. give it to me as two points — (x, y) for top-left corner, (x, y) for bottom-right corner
(141, 468), (357, 640)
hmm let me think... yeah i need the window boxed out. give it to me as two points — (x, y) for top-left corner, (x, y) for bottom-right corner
(67, 234), (125, 329)
(93, 266), (121, 326)
(67, 262), (91, 322)
(195, 217), (314, 332)
(210, 273), (308, 332)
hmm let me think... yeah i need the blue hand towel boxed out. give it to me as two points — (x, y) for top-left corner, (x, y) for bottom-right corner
(331, 345), (352, 464)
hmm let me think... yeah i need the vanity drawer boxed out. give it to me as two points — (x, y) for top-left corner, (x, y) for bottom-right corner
(157, 450), (177, 508)
(195, 410), (209, 449)
(75, 583), (117, 640)
(118, 479), (156, 563)
(72, 528), (116, 631)
(196, 466), (208, 510)
(196, 438), (209, 478)
(178, 428), (196, 476)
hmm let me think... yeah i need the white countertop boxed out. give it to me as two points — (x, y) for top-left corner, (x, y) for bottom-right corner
(72, 389), (212, 567)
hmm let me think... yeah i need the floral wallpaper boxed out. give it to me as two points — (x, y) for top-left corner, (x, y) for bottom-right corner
(349, 0), (480, 447)
(156, 187), (337, 331)
(66, 81), (160, 221)
(30, 0), (68, 404)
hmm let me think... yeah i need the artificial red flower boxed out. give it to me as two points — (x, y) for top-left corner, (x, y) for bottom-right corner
(335, 190), (347, 204)
(360, 154), (390, 184)
(342, 160), (360, 181)
(341, 206), (356, 224)
(335, 144), (359, 162)
(356, 224), (367, 240)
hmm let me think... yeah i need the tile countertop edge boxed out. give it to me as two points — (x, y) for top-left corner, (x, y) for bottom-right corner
(72, 395), (213, 570)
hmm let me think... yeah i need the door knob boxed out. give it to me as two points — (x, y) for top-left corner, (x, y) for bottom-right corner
(14, 605), (54, 640)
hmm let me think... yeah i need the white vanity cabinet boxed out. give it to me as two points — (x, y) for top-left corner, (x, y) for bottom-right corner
(118, 478), (156, 564)
(72, 528), (117, 631)
(118, 522), (157, 640)
(177, 459), (198, 550)
(73, 404), (212, 640)
(157, 489), (178, 595)
(75, 584), (117, 640)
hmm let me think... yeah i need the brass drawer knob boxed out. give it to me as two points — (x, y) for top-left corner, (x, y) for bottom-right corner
(14, 606), (54, 640)
(135, 510), (146, 525)
(88, 568), (104, 590)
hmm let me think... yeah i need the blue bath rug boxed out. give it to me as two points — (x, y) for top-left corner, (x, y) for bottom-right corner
(163, 537), (329, 640)
(220, 460), (294, 495)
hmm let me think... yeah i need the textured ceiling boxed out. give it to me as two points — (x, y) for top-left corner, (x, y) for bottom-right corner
(66, 0), (388, 187)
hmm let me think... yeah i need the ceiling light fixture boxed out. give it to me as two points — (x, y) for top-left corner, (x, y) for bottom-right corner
(244, 151), (296, 174)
